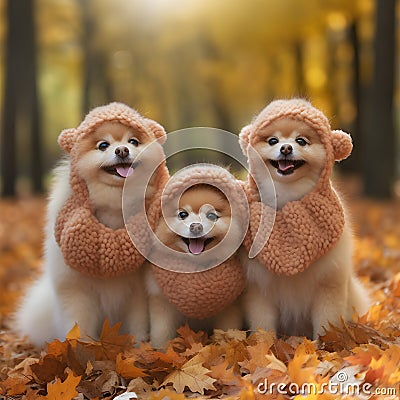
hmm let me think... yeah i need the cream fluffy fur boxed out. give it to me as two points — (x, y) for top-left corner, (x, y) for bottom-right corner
(15, 121), (164, 346)
(243, 118), (370, 338)
(147, 185), (242, 348)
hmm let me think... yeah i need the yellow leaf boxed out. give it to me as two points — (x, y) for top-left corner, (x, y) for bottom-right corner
(45, 370), (81, 400)
(150, 388), (186, 400)
(161, 354), (216, 394)
(66, 323), (80, 340)
(237, 381), (255, 400)
(265, 353), (287, 373)
(287, 340), (319, 385)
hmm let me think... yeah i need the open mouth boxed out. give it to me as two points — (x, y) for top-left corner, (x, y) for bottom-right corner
(269, 159), (305, 176)
(181, 237), (214, 255)
(102, 162), (138, 178)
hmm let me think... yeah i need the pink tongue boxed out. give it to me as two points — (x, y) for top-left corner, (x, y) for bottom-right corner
(278, 160), (295, 172)
(116, 166), (134, 178)
(189, 238), (205, 255)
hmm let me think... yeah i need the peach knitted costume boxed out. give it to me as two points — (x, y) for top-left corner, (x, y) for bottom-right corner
(240, 99), (353, 276)
(55, 102), (169, 278)
(151, 165), (248, 319)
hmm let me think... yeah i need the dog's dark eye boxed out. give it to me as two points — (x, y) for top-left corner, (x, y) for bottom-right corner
(206, 212), (218, 221)
(267, 137), (279, 146)
(97, 141), (110, 151)
(296, 138), (308, 146)
(128, 138), (139, 146)
(178, 210), (189, 220)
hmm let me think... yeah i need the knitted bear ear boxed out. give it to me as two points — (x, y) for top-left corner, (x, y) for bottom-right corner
(331, 129), (353, 161)
(239, 124), (252, 156)
(144, 118), (166, 145)
(58, 128), (77, 154)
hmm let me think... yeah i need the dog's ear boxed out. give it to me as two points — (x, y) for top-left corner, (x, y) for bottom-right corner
(239, 124), (252, 156)
(331, 129), (353, 161)
(58, 128), (77, 154)
(144, 118), (166, 145)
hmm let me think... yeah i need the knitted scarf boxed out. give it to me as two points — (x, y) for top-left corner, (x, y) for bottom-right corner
(151, 165), (248, 319)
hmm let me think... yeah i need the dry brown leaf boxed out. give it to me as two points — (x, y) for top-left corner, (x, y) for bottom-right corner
(161, 354), (216, 394)
(208, 359), (239, 386)
(30, 354), (67, 384)
(126, 377), (153, 394)
(240, 341), (275, 374)
(213, 329), (247, 343)
(247, 329), (276, 346)
(224, 340), (249, 372)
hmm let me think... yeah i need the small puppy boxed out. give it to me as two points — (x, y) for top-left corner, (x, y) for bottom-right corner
(147, 184), (242, 348)
(16, 104), (166, 346)
(241, 100), (369, 339)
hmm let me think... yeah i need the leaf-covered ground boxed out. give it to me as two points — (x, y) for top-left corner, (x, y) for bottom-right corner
(0, 192), (400, 399)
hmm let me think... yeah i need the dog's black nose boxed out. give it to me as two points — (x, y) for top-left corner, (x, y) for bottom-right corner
(115, 146), (129, 159)
(190, 222), (203, 235)
(280, 144), (293, 155)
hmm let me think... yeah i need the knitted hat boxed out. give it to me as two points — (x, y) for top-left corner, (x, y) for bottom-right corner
(150, 164), (248, 319)
(240, 99), (352, 275)
(55, 103), (169, 278)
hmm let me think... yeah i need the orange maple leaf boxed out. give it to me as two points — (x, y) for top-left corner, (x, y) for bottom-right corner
(116, 353), (149, 379)
(45, 370), (81, 400)
(175, 323), (208, 347)
(90, 319), (135, 360)
(154, 345), (186, 368)
(0, 375), (30, 396)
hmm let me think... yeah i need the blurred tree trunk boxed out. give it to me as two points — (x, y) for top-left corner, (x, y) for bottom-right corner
(81, 0), (113, 115)
(363, 0), (396, 198)
(1, 0), (42, 197)
(23, 0), (43, 193)
(81, 0), (94, 115)
(340, 22), (362, 174)
(1, 0), (18, 197)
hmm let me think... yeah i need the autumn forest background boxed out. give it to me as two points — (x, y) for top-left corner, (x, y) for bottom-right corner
(1, 0), (400, 399)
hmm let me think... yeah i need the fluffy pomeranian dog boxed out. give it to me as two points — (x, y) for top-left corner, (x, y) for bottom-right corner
(146, 183), (243, 348)
(156, 185), (230, 255)
(240, 99), (369, 339)
(15, 103), (167, 346)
